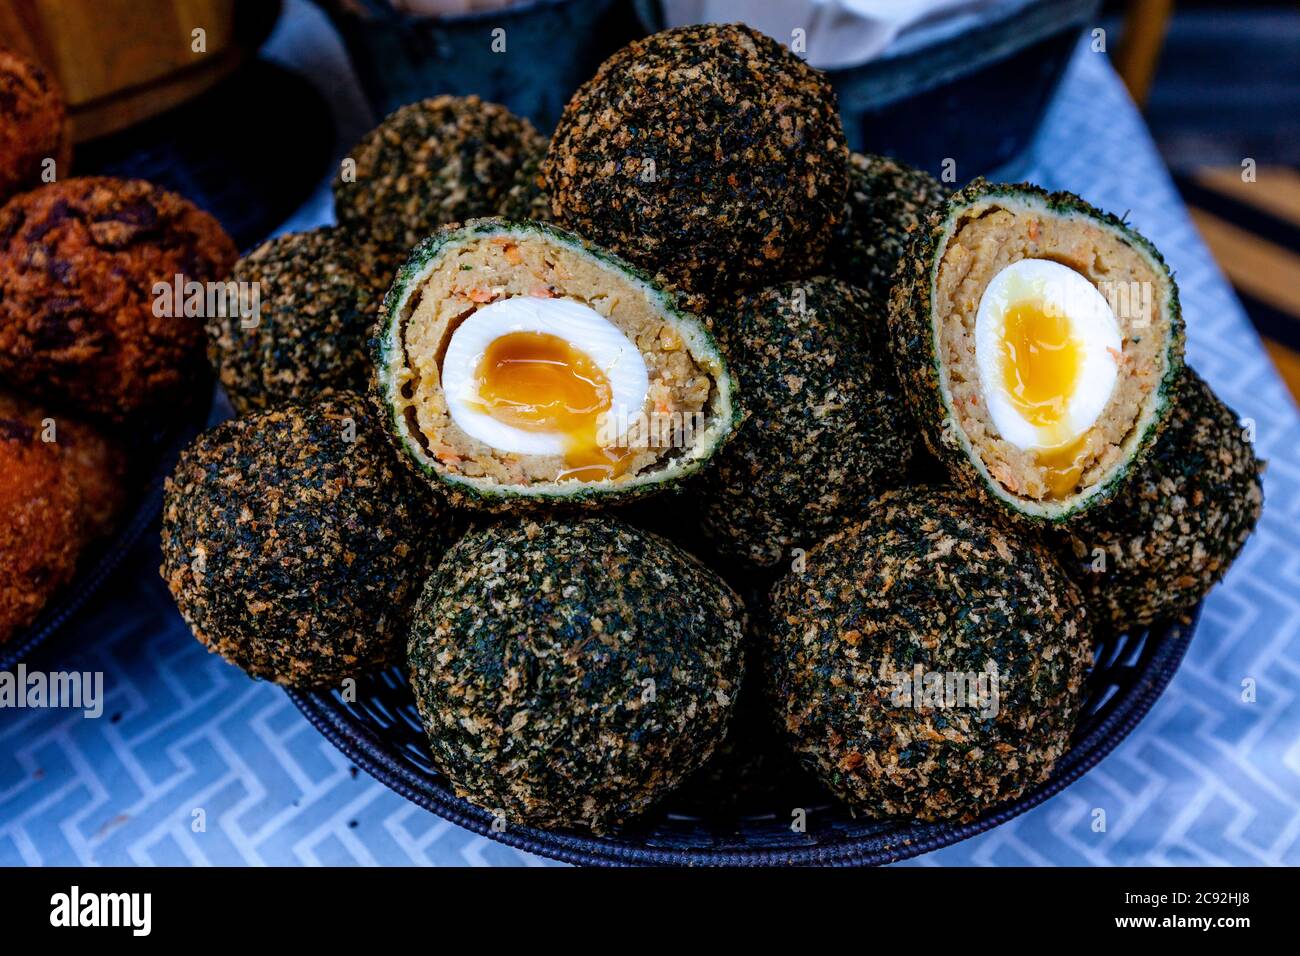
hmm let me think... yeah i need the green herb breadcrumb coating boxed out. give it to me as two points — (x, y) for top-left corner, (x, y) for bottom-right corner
(699, 277), (914, 567)
(768, 487), (1092, 821)
(408, 516), (746, 834)
(1052, 368), (1264, 634)
(334, 95), (546, 250)
(828, 152), (949, 305)
(372, 217), (740, 511)
(208, 227), (399, 415)
(544, 23), (848, 296)
(888, 178), (1184, 523)
(160, 394), (448, 687)
(497, 146), (552, 222)
(674, 582), (827, 815)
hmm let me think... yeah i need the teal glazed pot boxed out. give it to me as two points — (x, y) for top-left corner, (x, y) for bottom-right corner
(317, 0), (639, 132)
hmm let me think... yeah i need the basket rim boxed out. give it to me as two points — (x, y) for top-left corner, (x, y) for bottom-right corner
(287, 609), (1198, 867)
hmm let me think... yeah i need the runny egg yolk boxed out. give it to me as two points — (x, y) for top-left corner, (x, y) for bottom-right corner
(1000, 300), (1081, 436)
(1000, 300), (1090, 497)
(976, 258), (1123, 501)
(472, 331), (631, 481)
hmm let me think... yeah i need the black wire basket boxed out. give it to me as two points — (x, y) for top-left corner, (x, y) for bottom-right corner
(288, 608), (1198, 866)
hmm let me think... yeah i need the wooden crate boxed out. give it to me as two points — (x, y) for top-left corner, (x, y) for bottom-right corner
(0, 0), (245, 141)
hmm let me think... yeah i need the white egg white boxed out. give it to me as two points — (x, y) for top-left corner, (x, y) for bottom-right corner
(440, 296), (650, 456)
(974, 258), (1121, 451)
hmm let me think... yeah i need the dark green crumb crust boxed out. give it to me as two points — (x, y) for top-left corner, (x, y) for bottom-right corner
(160, 394), (448, 688)
(698, 277), (915, 567)
(544, 23), (847, 296)
(208, 227), (398, 415)
(408, 516), (746, 834)
(674, 584), (828, 814)
(1052, 368), (1264, 633)
(334, 95), (545, 251)
(888, 178), (1185, 523)
(768, 487), (1092, 821)
(828, 152), (950, 305)
(497, 146), (552, 222)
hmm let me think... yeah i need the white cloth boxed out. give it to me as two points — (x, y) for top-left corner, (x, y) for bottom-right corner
(662, 0), (1004, 69)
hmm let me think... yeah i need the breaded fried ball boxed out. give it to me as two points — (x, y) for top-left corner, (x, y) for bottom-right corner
(334, 95), (546, 250)
(0, 50), (70, 203)
(698, 278), (914, 567)
(497, 148), (552, 222)
(545, 23), (848, 295)
(408, 516), (746, 833)
(0, 177), (238, 422)
(1052, 369), (1264, 633)
(0, 416), (81, 645)
(160, 394), (450, 687)
(207, 227), (397, 415)
(828, 152), (950, 305)
(768, 488), (1093, 821)
(0, 390), (127, 541)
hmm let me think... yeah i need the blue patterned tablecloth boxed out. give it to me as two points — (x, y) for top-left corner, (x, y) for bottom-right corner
(2, 3), (1297, 867)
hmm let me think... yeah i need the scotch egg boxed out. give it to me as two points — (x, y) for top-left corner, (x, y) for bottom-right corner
(888, 180), (1184, 521)
(374, 219), (738, 511)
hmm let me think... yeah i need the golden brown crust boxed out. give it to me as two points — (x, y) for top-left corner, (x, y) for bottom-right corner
(0, 416), (82, 645)
(0, 50), (69, 203)
(0, 390), (127, 542)
(0, 177), (237, 422)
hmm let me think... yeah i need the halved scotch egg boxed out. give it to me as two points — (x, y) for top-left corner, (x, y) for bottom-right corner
(373, 219), (738, 509)
(889, 180), (1184, 521)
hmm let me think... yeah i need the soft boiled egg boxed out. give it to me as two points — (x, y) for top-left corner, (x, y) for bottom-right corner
(440, 296), (650, 480)
(972, 261), (1123, 502)
(974, 258), (1121, 487)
